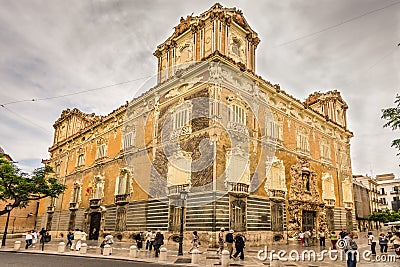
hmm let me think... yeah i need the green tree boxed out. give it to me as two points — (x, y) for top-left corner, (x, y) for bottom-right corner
(369, 209), (400, 223)
(0, 154), (66, 216)
(382, 94), (400, 157)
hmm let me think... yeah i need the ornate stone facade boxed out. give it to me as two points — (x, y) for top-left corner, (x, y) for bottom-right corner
(37, 4), (355, 246)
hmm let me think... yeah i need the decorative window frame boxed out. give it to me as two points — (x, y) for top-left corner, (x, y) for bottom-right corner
(92, 175), (105, 200)
(76, 148), (85, 167)
(122, 125), (136, 150)
(296, 126), (310, 155)
(96, 138), (108, 160)
(115, 168), (133, 196)
(265, 113), (283, 145)
(319, 137), (331, 164)
(70, 181), (82, 204)
(171, 100), (192, 138)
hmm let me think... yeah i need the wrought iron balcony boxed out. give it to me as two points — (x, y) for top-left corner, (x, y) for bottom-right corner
(69, 202), (78, 211)
(324, 199), (336, 207)
(115, 194), (130, 205)
(89, 198), (101, 208)
(227, 182), (249, 197)
(47, 206), (55, 213)
(167, 184), (189, 198)
(268, 189), (286, 200)
(344, 202), (353, 210)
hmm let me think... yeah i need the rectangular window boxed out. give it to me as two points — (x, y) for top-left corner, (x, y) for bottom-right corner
(72, 185), (81, 203)
(123, 132), (134, 149)
(231, 105), (245, 125)
(96, 144), (107, 159)
(116, 173), (129, 195)
(174, 109), (188, 130)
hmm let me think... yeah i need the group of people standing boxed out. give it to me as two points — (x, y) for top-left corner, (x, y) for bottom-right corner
(134, 230), (164, 257)
(367, 231), (400, 258)
(216, 227), (246, 260)
(24, 230), (38, 249)
(66, 228), (88, 251)
(298, 228), (327, 247)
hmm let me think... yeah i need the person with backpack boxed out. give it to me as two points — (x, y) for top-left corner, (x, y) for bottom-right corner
(232, 233), (245, 260)
(153, 230), (164, 257)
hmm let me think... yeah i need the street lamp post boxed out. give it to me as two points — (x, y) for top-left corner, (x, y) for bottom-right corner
(178, 187), (188, 256)
(1, 203), (13, 247)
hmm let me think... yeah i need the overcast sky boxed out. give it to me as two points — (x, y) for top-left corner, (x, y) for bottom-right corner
(0, 0), (399, 178)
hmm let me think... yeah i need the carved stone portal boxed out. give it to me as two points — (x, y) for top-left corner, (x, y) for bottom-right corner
(287, 158), (325, 238)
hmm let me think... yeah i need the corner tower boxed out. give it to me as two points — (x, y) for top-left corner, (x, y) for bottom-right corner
(154, 3), (260, 83)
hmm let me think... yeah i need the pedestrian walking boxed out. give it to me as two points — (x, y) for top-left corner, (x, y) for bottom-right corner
(216, 227), (225, 255)
(298, 231), (305, 246)
(31, 230), (38, 248)
(74, 229), (83, 251)
(318, 229), (326, 247)
(189, 231), (200, 253)
(232, 233), (245, 260)
(311, 228), (317, 246)
(66, 229), (74, 249)
(135, 231), (144, 251)
(344, 232), (358, 267)
(25, 231), (33, 249)
(145, 230), (152, 251)
(378, 232), (388, 253)
(225, 229), (234, 258)
(367, 231), (376, 255)
(330, 231), (338, 250)
(304, 229), (311, 247)
(153, 230), (164, 257)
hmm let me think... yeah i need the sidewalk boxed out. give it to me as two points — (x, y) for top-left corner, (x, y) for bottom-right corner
(0, 236), (398, 266)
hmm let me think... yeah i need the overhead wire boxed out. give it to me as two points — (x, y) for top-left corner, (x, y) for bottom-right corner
(276, 0), (400, 47)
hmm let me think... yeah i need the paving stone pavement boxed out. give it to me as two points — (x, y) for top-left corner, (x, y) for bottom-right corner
(0, 234), (398, 266)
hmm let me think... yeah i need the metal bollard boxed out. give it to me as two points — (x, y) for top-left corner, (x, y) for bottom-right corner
(14, 241), (21, 250)
(103, 244), (111, 256)
(191, 248), (201, 264)
(80, 243), (87, 254)
(159, 247), (168, 262)
(221, 249), (230, 267)
(57, 242), (65, 253)
(129, 245), (138, 258)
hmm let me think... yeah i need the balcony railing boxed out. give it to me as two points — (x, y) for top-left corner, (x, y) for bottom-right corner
(89, 198), (101, 208)
(167, 184), (189, 198)
(47, 206), (55, 213)
(115, 194), (130, 205)
(268, 189), (285, 200)
(324, 199), (336, 207)
(69, 202), (78, 211)
(390, 190), (399, 195)
(227, 182), (249, 197)
(344, 202), (353, 210)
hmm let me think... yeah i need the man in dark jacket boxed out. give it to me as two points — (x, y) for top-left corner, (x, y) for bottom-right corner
(225, 230), (234, 258)
(135, 231), (144, 251)
(233, 233), (245, 260)
(153, 230), (164, 257)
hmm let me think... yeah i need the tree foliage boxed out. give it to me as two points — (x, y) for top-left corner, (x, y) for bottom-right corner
(0, 154), (66, 216)
(382, 94), (400, 156)
(369, 209), (400, 223)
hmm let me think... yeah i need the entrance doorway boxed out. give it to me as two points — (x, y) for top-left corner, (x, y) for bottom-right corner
(302, 210), (316, 231)
(89, 212), (101, 240)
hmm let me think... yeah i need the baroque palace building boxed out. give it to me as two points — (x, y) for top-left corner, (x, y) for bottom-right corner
(37, 4), (355, 245)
